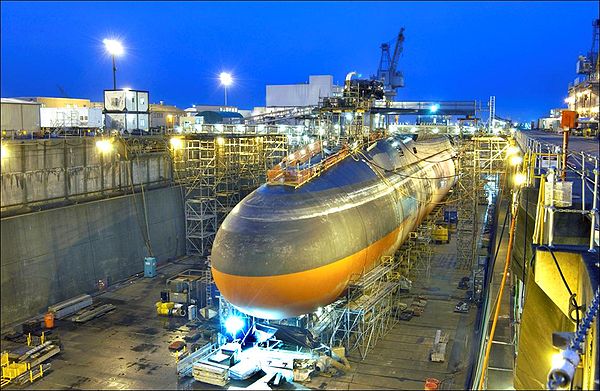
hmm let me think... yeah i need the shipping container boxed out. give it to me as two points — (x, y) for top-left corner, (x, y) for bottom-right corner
(40, 107), (103, 129)
(0, 98), (41, 133)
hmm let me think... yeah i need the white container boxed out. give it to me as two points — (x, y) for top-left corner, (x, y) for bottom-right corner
(544, 181), (573, 207)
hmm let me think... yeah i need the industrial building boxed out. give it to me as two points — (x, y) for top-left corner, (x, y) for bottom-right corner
(564, 19), (599, 136)
(266, 75), (342, 107)
(149, 102), (186, 132)
(0, 98), (41, 136)
(103, 89), (150, 133)
(0, 11), (599, 391)
(16, 96), (93, 109)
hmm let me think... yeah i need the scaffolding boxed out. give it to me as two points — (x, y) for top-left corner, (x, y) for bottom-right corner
(452, 135), (510, 271)
(330, 256), (401, 360)
(172, 134), (289, 258)
(455, 139), (479, 270)
(473, 136), (510, 175)
(238, 137), (263, 198)
(263, 134), (289, 171)
(215, 137), (240, 223)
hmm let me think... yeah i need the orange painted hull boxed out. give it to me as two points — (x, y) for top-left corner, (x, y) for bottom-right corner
(212, 221), (407, 319)
(211, 136), (456, 320)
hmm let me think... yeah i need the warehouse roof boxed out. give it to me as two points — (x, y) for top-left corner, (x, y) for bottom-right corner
(1, 98), (41, 105)
(196, 110), (244, 124)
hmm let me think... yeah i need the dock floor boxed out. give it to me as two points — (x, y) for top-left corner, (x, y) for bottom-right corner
(2, 223), (490, 390)
(305, 240), (477, 390)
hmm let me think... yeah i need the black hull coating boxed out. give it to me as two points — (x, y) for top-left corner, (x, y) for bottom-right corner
(212, 136), (457, 318)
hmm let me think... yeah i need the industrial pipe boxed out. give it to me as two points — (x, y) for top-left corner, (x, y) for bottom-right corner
(477, 191), (520, 390)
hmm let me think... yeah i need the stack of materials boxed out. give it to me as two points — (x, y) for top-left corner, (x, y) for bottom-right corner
(410, 296), (428, 317)
(71, 304), (115, 323)
(429, 329), (448, 363)
(192, 362), (229, 386)
(1, 339), (60, 386)
(48, 294), (93, 319)
(229, 359), (261, 380)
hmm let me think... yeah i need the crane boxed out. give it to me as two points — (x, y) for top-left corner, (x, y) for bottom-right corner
(375, 28), (405, 100)
(576, 19), (599, 76)
(56, 84), (69, 98)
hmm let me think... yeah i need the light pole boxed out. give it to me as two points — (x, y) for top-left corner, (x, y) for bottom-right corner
(103, 39), (124, 90)
(219, 72), (233, 106)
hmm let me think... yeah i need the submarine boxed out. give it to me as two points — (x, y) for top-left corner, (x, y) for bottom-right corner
(211, 134), (457, 319)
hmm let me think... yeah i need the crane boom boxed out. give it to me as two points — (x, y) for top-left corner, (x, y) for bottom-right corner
(375, 28), (405, 100)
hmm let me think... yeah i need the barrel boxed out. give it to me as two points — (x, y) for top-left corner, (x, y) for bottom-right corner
(424, 378), (440, 390)
(44, 312), (55, 329)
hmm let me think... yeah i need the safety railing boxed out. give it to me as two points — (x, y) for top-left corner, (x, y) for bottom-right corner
(518, 129), (600, 251)
(267, 141), (352, 187)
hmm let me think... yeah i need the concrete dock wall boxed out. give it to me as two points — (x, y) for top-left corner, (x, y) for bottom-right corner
(1, 138), (171, 212)
(0, 185), (185, 328)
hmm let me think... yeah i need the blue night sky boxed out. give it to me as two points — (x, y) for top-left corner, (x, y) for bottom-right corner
(1, 1), (598, 121)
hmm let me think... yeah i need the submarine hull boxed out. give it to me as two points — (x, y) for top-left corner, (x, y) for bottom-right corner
(211, 136), (456, 319)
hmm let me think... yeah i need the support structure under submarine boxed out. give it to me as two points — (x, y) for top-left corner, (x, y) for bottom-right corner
(211, 135), (457, 319)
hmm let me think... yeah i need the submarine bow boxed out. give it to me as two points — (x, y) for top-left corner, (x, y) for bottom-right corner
(212, 136), (456, 319)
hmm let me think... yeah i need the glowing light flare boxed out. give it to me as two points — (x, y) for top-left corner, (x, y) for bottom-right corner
(506, 145), (520, 156)
(219, 72), (233, 87)
(509, 154), (523, 166)
(513, 173), (527, 187)
(216, 137), (225, 145)
(551, 352), (565, 369)
(103, 39), (124, 56)
(170, 137), (184, 150)
(95, 139), (114, 154)
(0, 144), (7, 159)
(224, 316), (245, 336)
(430, 104), (440, 113)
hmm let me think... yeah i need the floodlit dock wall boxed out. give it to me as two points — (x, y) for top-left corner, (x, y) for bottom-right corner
(1, 137), (171, 215)
(0, 185), (185, 328)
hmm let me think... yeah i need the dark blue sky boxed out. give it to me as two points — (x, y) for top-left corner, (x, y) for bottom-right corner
(1, 1), (598, 121)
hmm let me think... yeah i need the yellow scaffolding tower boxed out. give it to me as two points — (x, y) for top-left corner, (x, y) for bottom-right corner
(172, 133), (289, 258)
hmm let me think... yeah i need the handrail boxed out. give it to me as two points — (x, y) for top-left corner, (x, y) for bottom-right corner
(267, 143), (351, 188)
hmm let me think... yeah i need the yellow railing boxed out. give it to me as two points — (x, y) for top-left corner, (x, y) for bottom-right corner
(267, 142), (350, 188)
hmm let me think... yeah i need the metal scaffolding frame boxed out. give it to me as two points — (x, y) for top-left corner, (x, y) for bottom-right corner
(215, 137), (241, 223)
(453, 135), (510, 270)
(263, 134), (289, 170)
(330, 256), (401, 360)
(473, 136), (510, 175)
(172, 134), (289, 257)
(455, 138), (479, 270)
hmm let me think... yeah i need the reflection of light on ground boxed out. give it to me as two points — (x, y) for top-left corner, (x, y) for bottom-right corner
(232, 346), (316, 386)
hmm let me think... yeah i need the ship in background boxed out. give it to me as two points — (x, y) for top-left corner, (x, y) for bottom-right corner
(211, 134), (457, 319)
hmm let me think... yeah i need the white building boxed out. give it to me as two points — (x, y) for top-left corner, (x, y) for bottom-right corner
(266, 75), (342, 107)
(104, 89), (150, 132)
(40, 107), (103, 129)
(0, 98), (41, 134)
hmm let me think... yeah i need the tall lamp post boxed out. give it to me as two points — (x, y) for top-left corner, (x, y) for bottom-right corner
(103, 39), (124, 90)
(219, 72), (233, 106)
